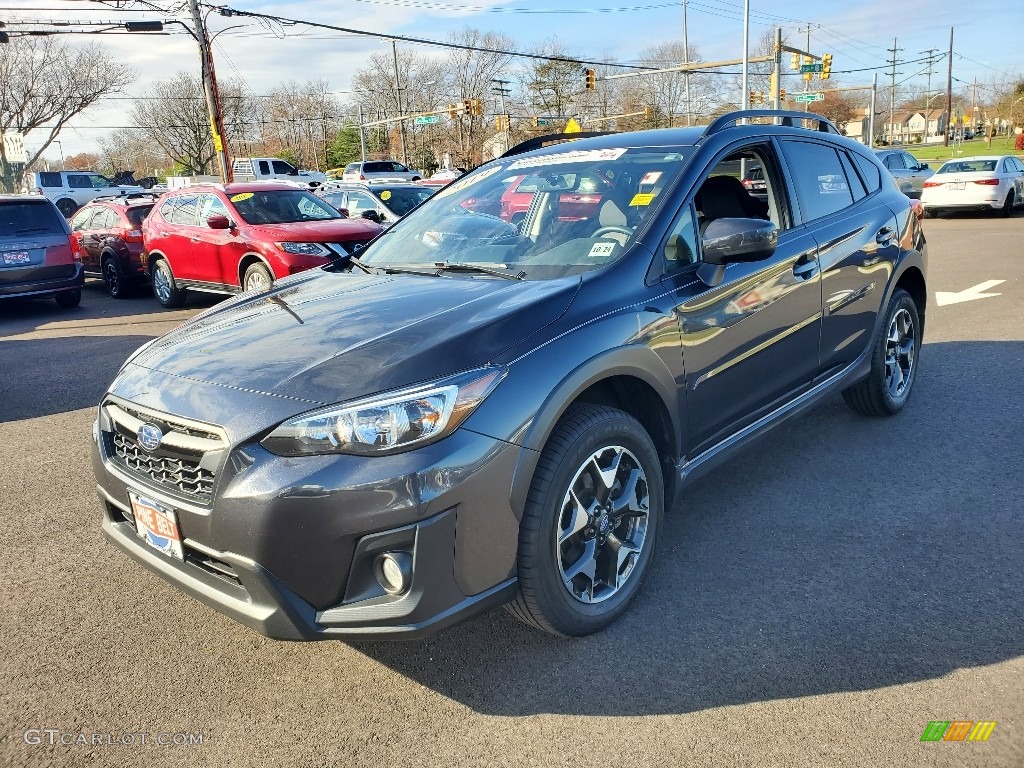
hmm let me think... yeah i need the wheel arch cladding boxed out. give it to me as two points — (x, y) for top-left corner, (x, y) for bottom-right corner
(238, 253), (271, 284)
(509, 351), (681, 515)
(895, 265), (926, 333)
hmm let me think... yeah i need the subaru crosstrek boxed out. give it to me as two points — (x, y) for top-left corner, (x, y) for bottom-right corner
(92, 111), (927, 640)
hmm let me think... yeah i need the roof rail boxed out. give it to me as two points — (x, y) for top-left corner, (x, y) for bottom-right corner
(91, 192), (161, 203)
(500, 131), (618, 159)
(701, 109), (841, 139)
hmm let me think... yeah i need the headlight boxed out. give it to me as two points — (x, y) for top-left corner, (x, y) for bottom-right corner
(261, 367), (505, 456)
(277, 241), (331, 256)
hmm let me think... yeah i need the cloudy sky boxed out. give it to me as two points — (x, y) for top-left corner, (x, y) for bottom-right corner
(13, 0), (1022, 159)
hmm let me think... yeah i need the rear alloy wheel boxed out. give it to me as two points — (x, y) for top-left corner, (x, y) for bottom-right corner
(55, 289), (81, 309)
(55, 198), (78, 218)
(842, 288), (920, 417)
(151, 258), (186, 309)
(507, 404), (664, 637)
(102, 257), (130, 299)
(243, 262), (273, 293)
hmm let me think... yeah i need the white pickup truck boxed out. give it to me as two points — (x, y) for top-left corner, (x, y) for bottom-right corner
(231, 158), (326, 187)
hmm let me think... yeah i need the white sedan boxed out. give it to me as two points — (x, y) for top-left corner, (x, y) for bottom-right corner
(921, 155), (1024, 217)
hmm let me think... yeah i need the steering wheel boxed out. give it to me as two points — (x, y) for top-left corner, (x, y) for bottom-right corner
(591, 225), (632, 239)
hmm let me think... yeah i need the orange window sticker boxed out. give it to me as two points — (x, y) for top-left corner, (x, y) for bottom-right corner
(230, 192), (253, 203)
(629, 193), (655, 206)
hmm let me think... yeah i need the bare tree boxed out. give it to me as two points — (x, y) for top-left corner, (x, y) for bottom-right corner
(130, 72), (250, 175)
(0, 36), (133, 192)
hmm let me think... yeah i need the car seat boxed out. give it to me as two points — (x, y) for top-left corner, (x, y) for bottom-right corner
(695, 174), (769, 234)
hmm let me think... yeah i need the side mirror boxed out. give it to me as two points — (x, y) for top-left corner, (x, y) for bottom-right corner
(287, 168), (298, 176)
(360, 209), (381, 223)
(207, 214), (231, 230)
(698, 218), (777, 288)
(920, 162), (930, 170)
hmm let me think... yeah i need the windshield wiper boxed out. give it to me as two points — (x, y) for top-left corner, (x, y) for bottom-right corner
(15, 227), (48, 235)
(433, 261), (525, 280)
(346, 255), (377, 274)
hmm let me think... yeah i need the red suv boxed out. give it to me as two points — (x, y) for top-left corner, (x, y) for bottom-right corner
(69, 194), (157, 298)
(142, 183), (382, 308)
(499, 171), (613, 226)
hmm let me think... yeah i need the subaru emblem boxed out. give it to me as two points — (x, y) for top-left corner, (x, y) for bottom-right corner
(137, 423), (163, 452)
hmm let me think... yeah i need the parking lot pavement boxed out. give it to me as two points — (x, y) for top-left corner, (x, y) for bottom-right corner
(1, 214), (1022, 768)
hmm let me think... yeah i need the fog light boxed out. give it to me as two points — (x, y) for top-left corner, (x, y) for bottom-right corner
(374, 552), (412, 595)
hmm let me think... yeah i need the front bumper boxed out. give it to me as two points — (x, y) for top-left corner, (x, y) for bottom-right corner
(91, 391), (525, 641)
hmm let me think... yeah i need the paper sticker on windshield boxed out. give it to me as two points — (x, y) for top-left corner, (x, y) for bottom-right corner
(230, 192), (253, 202)
(629, 192), (655, 207)
(588, 241), (617, 258)
(506, 148), (629, 171)
(379, 190), (391, 201)
(640, 171), (662, 185)
(435, 164), (507, 199)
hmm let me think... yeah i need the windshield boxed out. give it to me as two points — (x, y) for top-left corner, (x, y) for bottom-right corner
(229, 189), (341, 224)
(376, 187), (436, 216)
(358, 147), (691, 279)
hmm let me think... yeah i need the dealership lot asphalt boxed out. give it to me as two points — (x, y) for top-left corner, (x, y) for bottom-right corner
(1, 212), (1022, 768)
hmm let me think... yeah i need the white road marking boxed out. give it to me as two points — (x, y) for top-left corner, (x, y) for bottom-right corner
(935, 280), (1006, 306)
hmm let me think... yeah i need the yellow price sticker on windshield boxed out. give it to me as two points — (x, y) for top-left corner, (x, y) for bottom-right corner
(380, 190), (391, 201)
(629, 193), (655, 207)
(230, 192), (253, 203)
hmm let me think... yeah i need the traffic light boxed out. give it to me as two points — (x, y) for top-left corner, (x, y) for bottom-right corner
(472, 98), (483, 116)
(790, 52), (799, 70)
(532, 116), (540, 128)
(585, 68), (597, 91)
(448, 104), (458, 119)
(780, 88), (786, 101)
(463, 98), (473, 116)
(821, 53), (832, 80)
(496, 114), (509, 131)
(749, 90), (756, 106)
(643, 106), (652, 119)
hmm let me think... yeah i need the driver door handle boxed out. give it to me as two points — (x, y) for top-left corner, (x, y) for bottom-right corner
(793, 255), (819, 281)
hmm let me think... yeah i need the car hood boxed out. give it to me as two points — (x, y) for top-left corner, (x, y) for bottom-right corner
(129, 269), (579, 406)
(247, 218), (382, 242)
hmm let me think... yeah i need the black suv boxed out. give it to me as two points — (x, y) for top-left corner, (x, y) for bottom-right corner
(91, 111), (926, 640)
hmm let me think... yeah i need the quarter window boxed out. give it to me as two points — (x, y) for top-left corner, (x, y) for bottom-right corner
(780, 141), (855, 222)
(851, 153), (882, 193)
(838, 152), (867, 202)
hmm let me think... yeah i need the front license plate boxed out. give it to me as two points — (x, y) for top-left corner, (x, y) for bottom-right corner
(2, 251), (30, 265)
(128, 491), (184, 560)
(951, 182), (965, 190)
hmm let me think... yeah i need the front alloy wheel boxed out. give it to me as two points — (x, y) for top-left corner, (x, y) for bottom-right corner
(508, 404), (664, 636)
(884, 308), (915, 399)
(556, 446), (650, 604)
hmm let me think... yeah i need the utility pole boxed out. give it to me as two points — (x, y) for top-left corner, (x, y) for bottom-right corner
(869, 73), (878, 148)
(187, 0), (231, 181)
(740, 0), (749, 112)
(682, 0), (691, 126)
(491, 78), (511, 154)
(921, 48), (940, 118)
(887, 38), (903, 143)
(391, 39), (408, 166)
(944, 27), (953, 148)
(772, 27), (782, 109)
(798, 23), (817, 112)
(970, 76), (979, 132)
(357, 104), (367, 162)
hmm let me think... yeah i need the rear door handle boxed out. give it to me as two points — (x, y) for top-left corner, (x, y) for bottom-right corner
(793, 256), (819, 281)
(876, 226), (895, 245)
(190, 237), (202, 243)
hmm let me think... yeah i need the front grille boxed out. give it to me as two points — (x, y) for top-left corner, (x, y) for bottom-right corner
(101, 399), (227, 503)
(112, 432), (215, 497)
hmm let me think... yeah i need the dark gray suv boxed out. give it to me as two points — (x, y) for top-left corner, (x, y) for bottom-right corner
(91, 111), (926, 640)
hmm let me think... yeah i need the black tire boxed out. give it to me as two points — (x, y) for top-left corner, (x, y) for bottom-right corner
(54, 289), (81, 309)
(55, 198), (78, 218)
(102, 256), (131, 299)
(507, 404), (664, 637)
(1002, 191), (1014, 218)
(922, 207), (935, 219)
(842, 288), (921, 417)
(151, 258), (186, 309)
(242, 262), (273, 293)
(411, 176), (421, 181)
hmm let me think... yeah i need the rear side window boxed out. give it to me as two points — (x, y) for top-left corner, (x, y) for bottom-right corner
(838, 152), (867, 201)
(169, 195), (200, 226)
(779, 140), (854, 222)
(0, 201), (67, 235)
(850, 153), (882, 193)
(271, 160), (294, 174)
(258, 161), (271, 175)
(70, 207), (96, 231)
(364, 162), (390, 173)
(38, 172), (62, 188)
(67, 174), (92, 189)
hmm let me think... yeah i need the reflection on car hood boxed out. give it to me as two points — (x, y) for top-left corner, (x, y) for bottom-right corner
(247, 218), (382, 241)
(130, 269), (580, 405)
